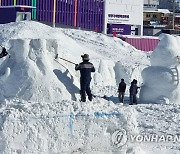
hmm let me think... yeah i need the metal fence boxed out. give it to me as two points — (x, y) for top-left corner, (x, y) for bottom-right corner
(0, 0), (104, 32)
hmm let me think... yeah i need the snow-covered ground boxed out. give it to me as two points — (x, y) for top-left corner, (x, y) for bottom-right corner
(0, 21), (179, 154)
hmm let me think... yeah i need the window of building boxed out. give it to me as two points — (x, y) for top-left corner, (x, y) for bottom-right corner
(146, 14), (151, 18)
(153, 14), (157, 18)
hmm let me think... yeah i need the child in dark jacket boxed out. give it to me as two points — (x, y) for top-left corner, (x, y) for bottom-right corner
(118, 78), (126, 103)
(129, 79), (140, 105)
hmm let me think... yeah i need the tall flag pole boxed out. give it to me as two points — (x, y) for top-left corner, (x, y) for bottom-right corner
(14, 0), (16, 5)
(31, 0), (37, 20)
(74, 0), (77, 27)
(53, 0), (57, 27)
(34, 0), (37, 19)
(31, 0), (34, 19)
(172, 0), (175, 30)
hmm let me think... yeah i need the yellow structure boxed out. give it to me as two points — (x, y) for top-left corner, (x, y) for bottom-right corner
(143, 11), (163, 22)
(143, 9), (171, 25)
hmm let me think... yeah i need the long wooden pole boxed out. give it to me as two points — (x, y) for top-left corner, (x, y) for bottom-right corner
(53, 0), (57, 27)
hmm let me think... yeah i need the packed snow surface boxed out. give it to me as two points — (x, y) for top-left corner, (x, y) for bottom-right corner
(0, 21), (179, 154)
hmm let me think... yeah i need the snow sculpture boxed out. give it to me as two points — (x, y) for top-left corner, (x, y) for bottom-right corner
(0, 39), (73, 102)
(139, 34), (180, 104)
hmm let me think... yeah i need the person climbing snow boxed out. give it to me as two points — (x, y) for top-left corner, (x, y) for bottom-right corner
(118, 78), (126, 103)
(0, 47), (8, 58)
(75, 54), (95, 102)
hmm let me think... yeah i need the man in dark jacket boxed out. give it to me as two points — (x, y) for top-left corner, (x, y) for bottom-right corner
(129, 79), (140, 105)
(0, 47), (8, 58)
(75, 54), (95, 102)
(118, 78), (126, 103)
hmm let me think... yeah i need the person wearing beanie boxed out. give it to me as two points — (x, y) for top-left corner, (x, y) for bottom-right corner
(75, 54), (95, 102)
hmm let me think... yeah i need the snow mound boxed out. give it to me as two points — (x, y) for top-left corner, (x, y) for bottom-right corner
(0, 21), (149, 102)
(0, 21), (152, 153)
(0, 99), (141, 154)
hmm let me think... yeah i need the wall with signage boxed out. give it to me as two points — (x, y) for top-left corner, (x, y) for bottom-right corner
(0, 6), (34, 24)
(104, 0), (143, 35)
(0, 0), (104, 32)
(0, 0), (143, 35)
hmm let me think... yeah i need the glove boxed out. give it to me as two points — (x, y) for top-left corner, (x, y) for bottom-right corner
(3, 52), (8, 56)
(2, 48), (8, 56)
(0, 47), (8, 58)
(75, 64), (78, 69)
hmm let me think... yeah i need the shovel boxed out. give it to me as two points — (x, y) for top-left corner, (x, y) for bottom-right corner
(55, 54), (76, 65)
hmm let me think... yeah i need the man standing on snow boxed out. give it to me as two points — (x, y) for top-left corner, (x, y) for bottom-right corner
(0, 47), (8, 58)
(129, 79), (140, 105)
(118, 78), (126, 103)
(75, 54), (95, 102)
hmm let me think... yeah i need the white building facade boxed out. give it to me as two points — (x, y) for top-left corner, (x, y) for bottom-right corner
(104, 0), (144, 35)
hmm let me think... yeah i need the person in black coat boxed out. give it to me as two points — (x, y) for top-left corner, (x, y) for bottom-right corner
(118, 78), (126, 103)
(129, 79), (140, 105)
(75, 54), (95, 102)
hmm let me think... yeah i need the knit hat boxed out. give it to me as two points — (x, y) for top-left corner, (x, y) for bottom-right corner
(81, 54), (90, 60)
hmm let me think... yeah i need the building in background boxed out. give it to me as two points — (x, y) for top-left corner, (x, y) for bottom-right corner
(178, 1), (180, 11)
(143, 0), (180, 25)
(143, 9), (170, 25)
(143, 0), (180, 36)
(143, 0), (159, 10)
(0, 0), (104, 33)
(143, 0), (161, 25)
(104, 0), (144, 35)
(0, 0), (144, 36)
(158, 0), (179, 11)
(0, 5), (35, 24)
